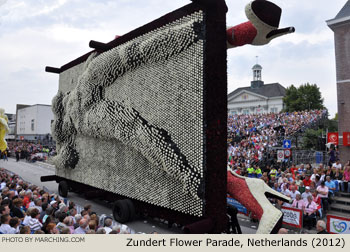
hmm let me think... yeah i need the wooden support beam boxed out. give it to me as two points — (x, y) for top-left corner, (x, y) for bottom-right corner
(45, 66), (61, 74)
(89, 40), (110, 51)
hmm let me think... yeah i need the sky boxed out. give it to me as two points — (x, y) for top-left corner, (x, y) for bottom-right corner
(0, 0), (346, 117)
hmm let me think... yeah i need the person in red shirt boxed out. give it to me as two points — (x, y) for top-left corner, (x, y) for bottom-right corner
(303, 175), (312, 187)
(22, 190), (32, 210)
(290, 164), (298, 180)
(234, 167), (241, 175)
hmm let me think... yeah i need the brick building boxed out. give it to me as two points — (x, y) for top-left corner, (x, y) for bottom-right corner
(327, 1), (350, 163)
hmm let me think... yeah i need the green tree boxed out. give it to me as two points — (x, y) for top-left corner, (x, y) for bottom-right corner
(326, 112), (338, 132)
(301, 128), (323, 150)
(333, 113), (338, 121)
(283, 83), (324, 112)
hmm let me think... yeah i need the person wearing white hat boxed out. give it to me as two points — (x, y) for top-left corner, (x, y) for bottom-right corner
(302, 186), (312, 202)
(50, 200), (58, 212)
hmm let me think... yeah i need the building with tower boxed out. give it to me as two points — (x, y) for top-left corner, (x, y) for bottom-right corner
(227, 63), (286, 115)
(327, 0), (350, 163)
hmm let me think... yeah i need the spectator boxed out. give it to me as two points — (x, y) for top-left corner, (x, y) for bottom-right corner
(22, 208), (34, 226)
(74, 214), (82, 229)
(56, 212), (67, 233)
(0, 214), (14, 234)
(292, 194), (304, 210)
(68, 207), (77, 218)
(60, 227), (71, 234)
(277, 228), (288, 234)
(42, 206), (54, 224)
(74, 218), (89, 234)
(272, 182), (281, 192)
(315, 175), (321, 188)
(103, 217), (113, 234)
(298, 164), (306, 175)
(328, 148), (336, 166)
(88, 220), (97, 232)
(39, 202), (49, 222)
(286, 173), (293, 183)
(310, 168), (318, 182)
(317, 181), (329, 214)
(28, 208), (43, 232)
(46, 223), (59, 234)
(63, 216), (75, 234)
(301, 186), (312, 201)
(341, 166), (350, 193)
(289, 186), (300, 200)
(278, 173), (286, 186)
(316, 220), (329, 234)
(281, 183), (290, 196)
(50, 200), (58, 212)
(325, 176), (336, 197)
(269, 167), (278, 179)
(96, 227), (106, 234)
(320, 171), (326, 183)
(33, 198), (42, 213)
(84, 204), (92, 215)
(55, 204), (68, 219)
(10, 198), (24, 219)
(19, 226), (31, 234)
(9, 217), (20, 234)
(90, 213), (99, 228)
(0, 205), (10, 216)
(303, 196), (317, 230)
(303, 175), (312, 187)
(332, 160), (342, 171)
(255, 166), (262, 178)
(294, 175), (303, 188)
(23, 190), (32, 210)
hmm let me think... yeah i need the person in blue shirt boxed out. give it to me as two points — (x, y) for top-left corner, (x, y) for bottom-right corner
(272, 182), (281, 192)
(325, 176), (336, 197)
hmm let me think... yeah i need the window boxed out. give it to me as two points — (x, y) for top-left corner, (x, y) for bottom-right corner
(243, 109), (249, 115)
(270, 108), (278, 113)
(231, 110), (237, 115)
(31, 119), (35, 131)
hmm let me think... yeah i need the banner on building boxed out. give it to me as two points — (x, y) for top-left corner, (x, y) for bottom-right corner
(327, 132), (339, 145)
(281, 206), (303, 229)
(343, 132), (350, 146)
(327, 215), (350, 234)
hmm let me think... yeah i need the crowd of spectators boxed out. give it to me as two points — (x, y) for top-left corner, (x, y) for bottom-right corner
(227, 109), (349, 230)
(1, 142), (56, 163)
(0, 168), (133, 234)
(227, 110), (327, 172)
(232, 160), (350, 230)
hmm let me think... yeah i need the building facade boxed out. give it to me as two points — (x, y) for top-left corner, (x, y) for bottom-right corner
(227, 64), (286, 115)
(4, 113), (16, 140)
(327, 0), (350, 163)
(16, 104), (54, 143)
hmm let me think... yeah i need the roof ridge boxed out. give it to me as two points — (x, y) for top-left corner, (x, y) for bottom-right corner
(335, 0), (350, 20)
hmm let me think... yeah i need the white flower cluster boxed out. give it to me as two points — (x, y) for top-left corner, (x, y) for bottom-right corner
(52, 11), (205, 216)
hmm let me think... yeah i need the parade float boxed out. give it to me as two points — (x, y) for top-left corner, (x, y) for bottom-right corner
(42, 0), (294, 233)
